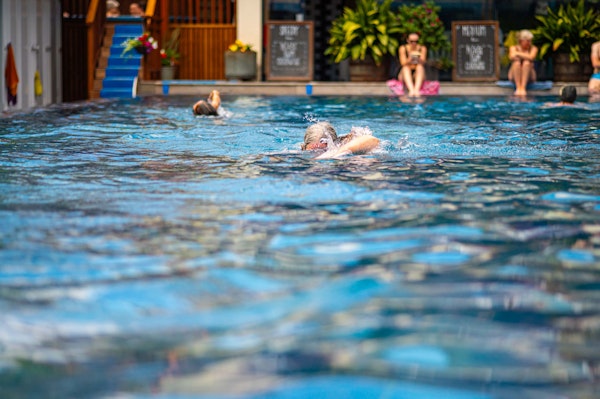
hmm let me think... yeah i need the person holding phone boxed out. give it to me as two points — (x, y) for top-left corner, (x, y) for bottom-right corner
(398, 33), (427, 98)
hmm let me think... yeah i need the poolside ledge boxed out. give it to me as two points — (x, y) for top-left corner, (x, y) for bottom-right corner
(138, 80), (590, 97)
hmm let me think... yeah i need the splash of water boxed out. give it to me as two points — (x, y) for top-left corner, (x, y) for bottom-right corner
(303, 113), (321, 124)
(348, 126), (373, 137)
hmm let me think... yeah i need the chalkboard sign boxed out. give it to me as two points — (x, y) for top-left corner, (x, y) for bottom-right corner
(452, 21), (499, 82)
(266, 21), (313, 81)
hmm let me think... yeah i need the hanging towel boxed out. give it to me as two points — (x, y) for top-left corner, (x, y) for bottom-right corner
(5, 43), (19, 105)
(34, 70), (43, 96)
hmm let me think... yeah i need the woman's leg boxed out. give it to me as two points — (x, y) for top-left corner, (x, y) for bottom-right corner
(413, 64), (425, 97)
(590, 78), (600, 95)
(510, 60), (526, 96)
(519, 60), (535, 94)
(400, 66), (416, 96)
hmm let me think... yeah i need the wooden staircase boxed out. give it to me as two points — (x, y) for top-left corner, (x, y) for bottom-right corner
(91, 24), (114, 99)
(92, 21), (144, 99)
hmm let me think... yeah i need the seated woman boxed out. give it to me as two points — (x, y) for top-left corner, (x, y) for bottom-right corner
(192, 90), (221, 116)
(589, 41), (600, 95)
(301, 122), (380, 159)
(398, 33), (427, 98)
(508, 30), (538, 96)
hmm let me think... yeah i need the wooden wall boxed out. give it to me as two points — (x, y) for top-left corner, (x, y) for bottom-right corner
(175, 24), (236, 80)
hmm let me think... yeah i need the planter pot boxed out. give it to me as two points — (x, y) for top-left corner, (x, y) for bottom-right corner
(225, 51), (257, 80)
(424, 64), (439, 81)
(349, 57), (388, 82)
(552, 53), (592, 82)
(161, 66), (177, 80)
(438, 68), (453, 82)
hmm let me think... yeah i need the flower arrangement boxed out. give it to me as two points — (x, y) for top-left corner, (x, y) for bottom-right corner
(160, 48), (180, 66)
(121, 33), (157, 55)
(228, 39), (254, 53)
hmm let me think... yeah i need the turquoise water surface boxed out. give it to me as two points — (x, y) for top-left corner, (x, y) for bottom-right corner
(1, 95), (599, 398)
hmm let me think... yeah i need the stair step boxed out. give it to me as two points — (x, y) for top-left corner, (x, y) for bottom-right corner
(113, 24), (144, 35)
(93, 79), (103, 91)
(110, 46), (150, 56)
(100, 88), (135, 98)
(112, 34), (141, 44)
(108, 57), (142, 67)
(105, 68), (140, 78)
(102, 77), (136, 88)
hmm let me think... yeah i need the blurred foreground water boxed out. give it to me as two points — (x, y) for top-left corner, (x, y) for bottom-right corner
(1, 95), (599, 398)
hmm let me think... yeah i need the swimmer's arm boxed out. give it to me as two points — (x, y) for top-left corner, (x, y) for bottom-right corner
(316, 136), (380, 159)
(341, 135), (380, 154)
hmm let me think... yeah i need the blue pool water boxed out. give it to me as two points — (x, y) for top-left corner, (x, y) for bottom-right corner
(1, 95), (599, 398)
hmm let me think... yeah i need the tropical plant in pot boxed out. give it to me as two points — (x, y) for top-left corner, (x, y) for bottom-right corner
(531, 0), (600, 81)
(324, 0), (401, 81)
(395, 0), (453, 75)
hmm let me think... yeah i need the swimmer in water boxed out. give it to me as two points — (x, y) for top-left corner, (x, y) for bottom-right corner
(301, 121), (380, 159)
(543, 85), (578, 107)
(192, 90), (221, 116)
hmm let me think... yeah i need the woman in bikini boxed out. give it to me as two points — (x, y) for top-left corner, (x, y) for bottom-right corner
(588, 41), (600, 95)
(508, 30), (538, 96)
(398, 33), (427, 98)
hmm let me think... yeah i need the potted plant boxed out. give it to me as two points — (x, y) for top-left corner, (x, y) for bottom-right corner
(532, 0), (600, 81)
(224, 40), (257, 81)
(395, 1), (453, 80)
(160, 29), (181, 80)
(160, 48), (180, 80)
(324, 0), (401, 81)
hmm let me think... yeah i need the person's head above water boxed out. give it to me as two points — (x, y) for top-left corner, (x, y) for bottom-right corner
(301, 122), (338, 150)
(192, 90), (221, 116)
(559, 85), (577, 104)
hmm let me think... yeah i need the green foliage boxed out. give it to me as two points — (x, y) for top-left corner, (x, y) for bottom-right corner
(324, 0), (401, 65)
(532, 0), (600, 62)
(395, 1), (450, 53)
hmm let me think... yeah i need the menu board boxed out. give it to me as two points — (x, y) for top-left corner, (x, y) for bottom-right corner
(452, 21), (499, 81)
(266, 21), (313, 81)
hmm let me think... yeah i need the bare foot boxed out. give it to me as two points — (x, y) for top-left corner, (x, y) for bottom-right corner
(514, 89), (527, 96)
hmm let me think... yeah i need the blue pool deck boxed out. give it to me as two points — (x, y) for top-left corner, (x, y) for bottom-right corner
(138, 80), (591, 97)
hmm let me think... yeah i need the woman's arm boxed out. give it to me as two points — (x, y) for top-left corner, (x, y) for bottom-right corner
(418, 46), (427, 65)
(316, 136), (380, 159)
(398, 45), (409, 67)
(525, 45), (538, 61)
(510, 45), (537, 61)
